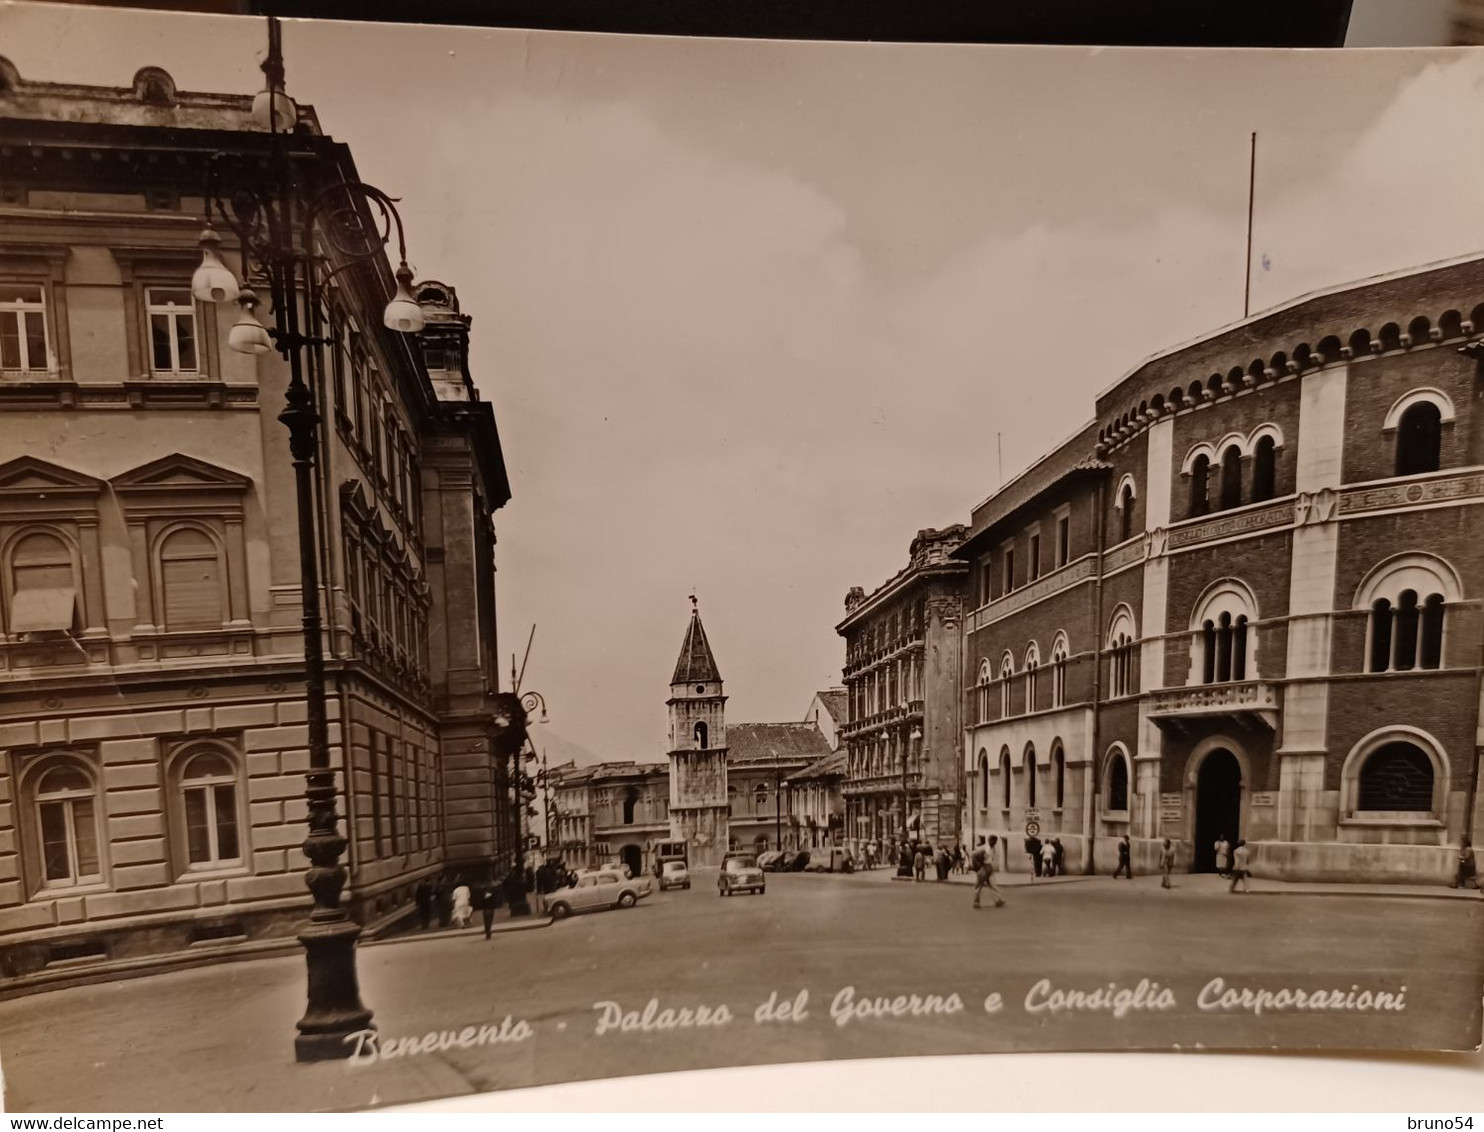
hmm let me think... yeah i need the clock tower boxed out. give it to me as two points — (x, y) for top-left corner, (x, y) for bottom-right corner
(667, 597), (729, 866)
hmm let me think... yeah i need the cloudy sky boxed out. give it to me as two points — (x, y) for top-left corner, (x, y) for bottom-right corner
(4, 3), (1483, 760)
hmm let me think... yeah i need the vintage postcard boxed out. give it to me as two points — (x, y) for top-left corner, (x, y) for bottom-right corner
(0, 0), (1481, 1112)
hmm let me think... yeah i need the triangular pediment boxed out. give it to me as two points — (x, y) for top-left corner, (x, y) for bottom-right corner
(110, 453), (252, 492)
(0, 457), (105, 496)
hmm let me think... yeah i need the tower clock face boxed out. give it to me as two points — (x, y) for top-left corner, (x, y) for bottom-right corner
(696, 684), (706, 694)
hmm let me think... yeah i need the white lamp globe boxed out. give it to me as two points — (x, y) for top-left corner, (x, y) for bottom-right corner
(228, 289), (273, 355)
(191, 227), (240, 305)
(383, 263), (425, 333)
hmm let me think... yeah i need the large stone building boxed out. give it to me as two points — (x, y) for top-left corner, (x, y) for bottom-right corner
(962, 254), (1484, 883)
(836, 528), (968, 854)
(550, 761), (669, 874)
(0, 59), (515, 989)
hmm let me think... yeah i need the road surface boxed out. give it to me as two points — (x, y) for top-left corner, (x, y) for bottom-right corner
(0, 871), (1479, 1111)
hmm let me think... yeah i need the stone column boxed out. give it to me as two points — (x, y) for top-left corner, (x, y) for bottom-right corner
(1278, 364), (1348, 851)
(1137, 415), (1174, 840)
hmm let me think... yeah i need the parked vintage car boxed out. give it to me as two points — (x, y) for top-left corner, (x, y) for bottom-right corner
(659, 860), (691, 891)
(758, 850), (789, 872)
(805, 847), (856, 873)
(718, 853), (766, 896)
(547, 869), (652, 918)
(785, 851), (812, 872)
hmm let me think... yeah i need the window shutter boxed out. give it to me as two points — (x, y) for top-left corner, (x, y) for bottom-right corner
(163, 555), (223, 629)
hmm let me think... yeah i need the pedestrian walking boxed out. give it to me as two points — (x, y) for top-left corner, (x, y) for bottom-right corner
(1113, 834), (1133, 879)
(1214, 835), (1231, 878)
(451, 876), (473, 928)
(1025, 833), (1043, 878)
(953, 844), (965, 874)
(414, 878), (434, 930)
(914, 844), (927, 881)
(1040, 839), (1056, 878)
(1159, 838), (1176, 889)
(1228, 839), (1251, 893)
(434, 875), (452, 928)
(972, 836), (1006, 909)
(1053, 838), (1066, 877)
(478, 879), (500, 939)
(1454, 835), (1480, 891)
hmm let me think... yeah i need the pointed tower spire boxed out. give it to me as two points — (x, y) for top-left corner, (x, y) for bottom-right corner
(672, 596), (722, 685)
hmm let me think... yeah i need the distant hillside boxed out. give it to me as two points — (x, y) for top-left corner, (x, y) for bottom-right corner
(529, 728), (605, 768)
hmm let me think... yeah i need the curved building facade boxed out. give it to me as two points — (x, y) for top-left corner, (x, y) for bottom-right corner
(960, 254), (1484, 883)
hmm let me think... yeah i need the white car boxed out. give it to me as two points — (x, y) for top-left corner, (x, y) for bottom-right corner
(659, 860), (691, 890)
(548, 869), (652, 918)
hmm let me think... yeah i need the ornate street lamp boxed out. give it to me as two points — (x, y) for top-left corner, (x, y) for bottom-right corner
(190, 17), (426, 1063)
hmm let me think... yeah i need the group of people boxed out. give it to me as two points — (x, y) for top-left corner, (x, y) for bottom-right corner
(1022, 834), (1067, 878)
(412, 858), (578, 939)
(904, 842), (967, 881)
(1208, 834), (1252, 892)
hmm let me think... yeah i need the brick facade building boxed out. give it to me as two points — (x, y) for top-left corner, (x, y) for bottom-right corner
(962, 254), (1484, 883)
(0, 61), (514, 989)
(837, 527), (968, 855)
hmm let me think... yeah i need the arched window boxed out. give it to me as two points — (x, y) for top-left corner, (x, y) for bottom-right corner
(31, 759), (103, 888)
(1052, 743), (1065, 809)
(1000, 653), (1014, 717)
(159, 526), (224, 631)
(1050, 633), (1069, 708)
(999, 747), (1012, 810)
(1024, 744), (1037, 809)
(1356, 742), (1435, 812)
(694, 721), (708, 749)
(1024, 643), (1040, 713)
(1117, 481), (1135, 543)
(1358, 554), (1458, 673)
(1251, 435), (1277, 502)
(179, 748), (241, 867)
(978, 749), (990, 809)
(1107, 607), (1137, 698)
(976, 659), (992, 724)
(1395, 401), (1442, 476)
(1219, 445), (1243, 510)
(623, 787), (639, 825)
(1189, 454), (1211, 517)
(5, 529), (80, 635)
(1190, 580), (1258, 685)
(1106, 747), (1130, 814)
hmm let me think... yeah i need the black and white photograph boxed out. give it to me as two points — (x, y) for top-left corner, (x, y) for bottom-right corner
(0, 0), (1482, 1113)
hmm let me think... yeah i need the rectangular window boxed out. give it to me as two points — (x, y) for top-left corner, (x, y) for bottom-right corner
(1029, 533), (1041, 581)
(0, 283), (50, 374)
(1003, 548), (1015, 593)
(146, 288), (199, 374)
(368, 731), (384, 857)
(388, 738), (402, 855)
(1056, 515), (1070, 567)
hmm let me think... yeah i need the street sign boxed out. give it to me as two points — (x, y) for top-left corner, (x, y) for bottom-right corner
(1024, 819), (1041, 837)
(1024, 808), (1041, 822)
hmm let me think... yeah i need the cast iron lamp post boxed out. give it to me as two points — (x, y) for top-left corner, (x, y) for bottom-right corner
(190, 17), (426, 1063)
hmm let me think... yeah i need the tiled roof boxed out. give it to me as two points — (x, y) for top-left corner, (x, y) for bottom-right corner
(814, 689), (847, 724)
(788, 750), (846, 783)
(671, 607), (722, 685)
(726, 722), (832, 767)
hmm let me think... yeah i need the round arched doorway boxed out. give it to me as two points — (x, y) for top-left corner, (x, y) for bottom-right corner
(1193, 748), (1242, 872)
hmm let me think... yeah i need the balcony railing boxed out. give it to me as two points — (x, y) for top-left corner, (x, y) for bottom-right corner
(1147, 680), (1278, 728)
(839, 700), (925, 737)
